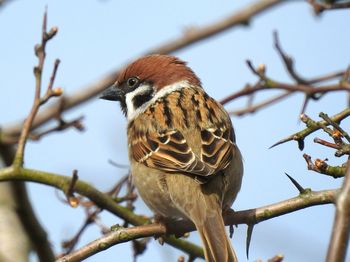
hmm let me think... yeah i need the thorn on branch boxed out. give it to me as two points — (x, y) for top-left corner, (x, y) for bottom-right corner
(285, 173), (306, 194)
(246, 224), (254, 260)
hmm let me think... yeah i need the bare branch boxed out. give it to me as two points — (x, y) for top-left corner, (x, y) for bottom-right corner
(229, 91), (292, 116)
(12, 10), (61, 167)
(56, 224), (202, 262)
(327, 160), (350, 261)
(40, 59), (61, 105)
(3, 0), (289, 137)
(270, 108), (350, 149)
(220, 33), (349, 116)
(319, 112), (350, 143)
(220, 62), (350, 107)
(61, 208), (102, 256)
(0, 166), (337, 261)
(55, 184), (336, 262)
(29, 116), (85, 142)
(308, 0), (350, 14)
(273, 31), (309, 84)
(303, 154), (346, 178)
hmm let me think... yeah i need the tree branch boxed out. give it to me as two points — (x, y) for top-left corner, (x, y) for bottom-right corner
(303, 153), (346, 178)
(326, 160), (350, 261)
(13, 10), (60, 167)
(219, 32), (349, 116)
(0, 146), (55, 262)
(0, 166), (337, 261)
(56, 186), (336, 261)
(0, 166), (202, 258)
(2, 0), (289, 138)
(228, 91), (292, 116)
(221, 60), (349, 106)
(270, 108), (350, 150)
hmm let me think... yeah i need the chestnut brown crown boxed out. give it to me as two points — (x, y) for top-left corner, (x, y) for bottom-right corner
(118, 54), (201, 90)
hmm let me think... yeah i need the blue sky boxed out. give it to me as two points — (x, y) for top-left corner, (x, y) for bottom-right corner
(0, 0), (349, 261)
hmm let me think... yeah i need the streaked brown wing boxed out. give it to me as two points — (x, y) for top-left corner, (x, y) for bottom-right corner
(131, 126), (234, 177)
(200, 125), (234, 171)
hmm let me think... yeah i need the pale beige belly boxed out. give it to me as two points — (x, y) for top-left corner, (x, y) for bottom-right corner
(130, 146), (243, 220)
(131, 161), (186, 219)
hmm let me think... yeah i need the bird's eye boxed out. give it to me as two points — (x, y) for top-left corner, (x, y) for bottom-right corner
(127, 77), (139, 88)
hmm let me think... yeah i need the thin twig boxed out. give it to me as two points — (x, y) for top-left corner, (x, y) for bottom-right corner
(58, 173), (132, 253)
(29, 116), (85, 141)
(314, 137), (339, 150)
(220, 64), (350, 107)
(273, 31), (309, 84)
(61, 208), (102, 255)
(270, 108), (350, 149)
(40, 59), (61, 105)
(220, 33), (349, 115)
(319, 112), (350, 143)
(12, 10), (60, 167)
(303, 153), (346, 178)
(229, 91), (292, 116)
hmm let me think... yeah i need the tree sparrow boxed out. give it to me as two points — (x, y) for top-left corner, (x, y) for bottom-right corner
(100, 55), (243, 262)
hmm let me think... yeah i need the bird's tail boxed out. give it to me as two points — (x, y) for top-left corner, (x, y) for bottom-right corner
(166, 174), (238, 262)
(195, 209), (237, 262)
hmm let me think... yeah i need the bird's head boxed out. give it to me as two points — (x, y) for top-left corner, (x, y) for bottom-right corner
(100, 54), (201, 120)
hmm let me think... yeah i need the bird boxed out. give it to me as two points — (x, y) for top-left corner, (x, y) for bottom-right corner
(100, 54), (243, 262)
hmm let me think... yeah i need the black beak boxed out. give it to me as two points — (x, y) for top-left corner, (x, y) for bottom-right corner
(99, 85), (124, 101)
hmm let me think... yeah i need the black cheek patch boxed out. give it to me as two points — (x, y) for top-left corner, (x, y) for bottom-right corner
(120, 100), (128, 116)
(132, 90), (154, 109)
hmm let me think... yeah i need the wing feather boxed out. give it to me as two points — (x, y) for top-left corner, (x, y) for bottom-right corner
(130, 125), (234, 177)
(129, 89), (235, 178)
